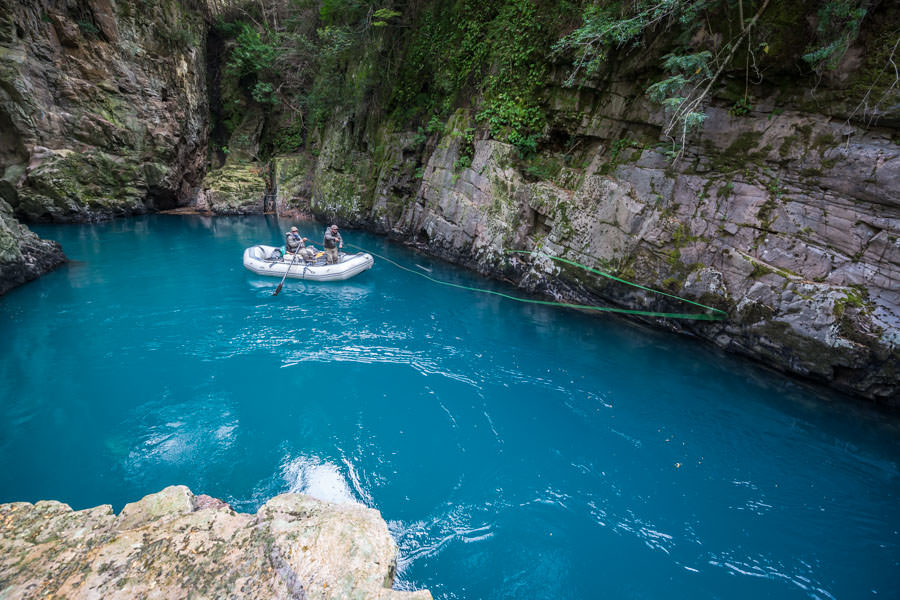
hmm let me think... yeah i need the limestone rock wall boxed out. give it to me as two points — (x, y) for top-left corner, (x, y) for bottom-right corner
(0, 0), (209, 223)
(0, 486), (431, 600)
(378, 100), (899, 402)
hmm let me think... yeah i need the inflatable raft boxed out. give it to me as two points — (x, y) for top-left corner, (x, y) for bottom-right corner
(243, 245), (374, 282)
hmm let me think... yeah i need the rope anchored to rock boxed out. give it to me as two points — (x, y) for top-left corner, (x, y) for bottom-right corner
(507, 250), (727, 320)
(345, 243), (727, 321)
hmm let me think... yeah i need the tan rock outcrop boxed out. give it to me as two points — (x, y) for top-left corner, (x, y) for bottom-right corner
(0, 486), (431, 600)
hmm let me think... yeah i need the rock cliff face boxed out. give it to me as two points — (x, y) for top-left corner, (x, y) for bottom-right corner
(268, 11), (900, 404)
(0, 486), (431, 600)
(0, 0), (208, 222)
(371, 100), (899, 402)
(2, 0), (896, 402)
(296, 108), (898, 401)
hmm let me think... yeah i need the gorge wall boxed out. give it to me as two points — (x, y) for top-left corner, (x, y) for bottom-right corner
(0, 0), (897, 403)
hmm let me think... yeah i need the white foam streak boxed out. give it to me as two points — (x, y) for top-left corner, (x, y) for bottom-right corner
(281, 455), (360, 505)
(342, 456), (374, 506)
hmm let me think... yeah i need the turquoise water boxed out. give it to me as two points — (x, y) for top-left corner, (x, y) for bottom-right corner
(2, 215), (898, 599)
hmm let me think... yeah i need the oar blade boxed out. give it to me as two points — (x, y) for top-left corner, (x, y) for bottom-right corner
(272, 282), (283, 296)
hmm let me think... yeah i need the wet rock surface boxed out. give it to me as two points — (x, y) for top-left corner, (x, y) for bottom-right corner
(0, 486), (431, 600)
(195, 163), (268, 215)
(0, 198), (64, 294)
(0, 0), (208, 292)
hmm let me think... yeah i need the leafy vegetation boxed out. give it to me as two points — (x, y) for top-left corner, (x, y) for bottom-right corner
(209, 0), (891, 165)
(388, 0), (582, 153)
(552, 0), (712, 85)
(553, 0), (881, 159)
(802, 0), (867, 74)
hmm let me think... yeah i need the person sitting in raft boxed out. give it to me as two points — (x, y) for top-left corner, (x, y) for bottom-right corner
(323, 224), (343, 264)
(285, 226), (317, 261)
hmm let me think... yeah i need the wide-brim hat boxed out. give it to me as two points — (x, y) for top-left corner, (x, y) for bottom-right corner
(290, 226), (299, 232)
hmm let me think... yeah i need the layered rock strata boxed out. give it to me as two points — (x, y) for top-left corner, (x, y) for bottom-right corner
(279, 98), (898, 402)
(263, 19), (900, 403)
(378, 102), (900, 403)
(0, 485), (431, 600)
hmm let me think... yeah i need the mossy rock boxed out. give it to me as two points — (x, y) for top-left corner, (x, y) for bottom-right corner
(310, 170), (369, 223)
(201, 163), (267, 214)
(13, 150), (146, 221)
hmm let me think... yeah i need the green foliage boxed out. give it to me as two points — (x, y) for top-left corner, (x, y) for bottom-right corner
(390, 0), (578, 153)
(646, 51), (712, 105)
(411, 127), (427, 146)
(372, 8), (402, 26)
(645, 52), (712, 140)
(425, 115), (445, 135)
(251, 81), (278, 104)
(553, 1), (714, 86)
(272, 120), (304, 153)
(729, 96), (753, 116)
(462, 127), (476, 152)
(389, 1), (494, 120)
(454, 155), (472, 171)
(215, 0), (393, 143)
(802, 0), (867, 73)
(456, 126), (477, 165)
(477, 94), (543, 154)
(226, 23), (280, 78)
(77, 20), (100, 35)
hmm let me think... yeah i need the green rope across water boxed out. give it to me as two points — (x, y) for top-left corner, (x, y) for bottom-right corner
(507, 250), (728, 319)
(344, 243), (726, 321)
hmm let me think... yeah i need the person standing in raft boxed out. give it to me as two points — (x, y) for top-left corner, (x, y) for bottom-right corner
(323, 224), (343, 264)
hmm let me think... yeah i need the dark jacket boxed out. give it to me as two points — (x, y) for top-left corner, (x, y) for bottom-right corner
(286, 231), (304, 253)
(323, 228), (342, 249)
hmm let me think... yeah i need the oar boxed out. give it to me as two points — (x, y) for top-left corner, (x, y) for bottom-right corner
(273, 249), (302, 297)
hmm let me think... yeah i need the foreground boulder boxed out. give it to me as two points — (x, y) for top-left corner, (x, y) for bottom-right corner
(0, 486), (431, 600)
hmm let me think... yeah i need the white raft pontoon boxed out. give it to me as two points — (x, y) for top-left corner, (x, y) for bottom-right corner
(243, 245), (374, 282)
